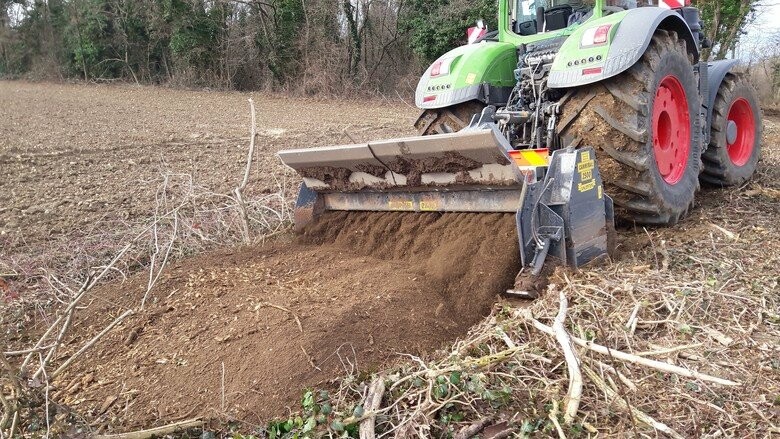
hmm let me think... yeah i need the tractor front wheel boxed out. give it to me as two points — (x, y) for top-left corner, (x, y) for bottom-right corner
(414, 101), (485, 135)
(700, 73), (762, 186)
(558, 30), (701, 225)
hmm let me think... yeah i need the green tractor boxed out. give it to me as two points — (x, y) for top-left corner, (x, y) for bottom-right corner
(277, 0), (762, 277)
(413, 0), (762, 225)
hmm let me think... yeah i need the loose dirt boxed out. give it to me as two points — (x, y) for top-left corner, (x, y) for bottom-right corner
(52, 212), (520, 430)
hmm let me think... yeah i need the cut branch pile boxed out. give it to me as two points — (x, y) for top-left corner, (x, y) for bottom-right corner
(276, 189), (780, 437)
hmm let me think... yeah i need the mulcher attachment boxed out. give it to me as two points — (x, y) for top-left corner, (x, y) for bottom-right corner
(516, 148), (614, 275)
(278, 109), (613, 276)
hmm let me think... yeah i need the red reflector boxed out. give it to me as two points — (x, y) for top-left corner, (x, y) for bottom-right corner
(423, 95), (436, 102)
(582, 67), (603, 75)
(594, 25), (611, 44)
(431, 60), (442, 76)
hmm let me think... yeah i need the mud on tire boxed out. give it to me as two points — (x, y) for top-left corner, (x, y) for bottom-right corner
(415, 101), (485, 135)
(558, 30), (701, 226)
(701, 73), (762, 186)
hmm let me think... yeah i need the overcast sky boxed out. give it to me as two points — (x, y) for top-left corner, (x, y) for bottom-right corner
(736, 0), (780, 58)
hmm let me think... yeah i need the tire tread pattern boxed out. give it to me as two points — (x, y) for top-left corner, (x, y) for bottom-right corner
(558, 30), (701, 226)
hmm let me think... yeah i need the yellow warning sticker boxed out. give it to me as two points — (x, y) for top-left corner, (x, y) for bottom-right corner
(465, 73), (477, 85)
(577, 150), (596, 192)
(420, 200), (439, 211)
(388, 200), (414, 210)
(578, 180), (596, 192)
(580, 169), (593, 181)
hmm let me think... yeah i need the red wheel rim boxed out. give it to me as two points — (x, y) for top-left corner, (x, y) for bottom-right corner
(652, 75), (691, 185)
(726, 97), (755, 166)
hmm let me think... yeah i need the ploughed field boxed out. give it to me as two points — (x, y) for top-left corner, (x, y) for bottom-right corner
(1, 82), (779, 435)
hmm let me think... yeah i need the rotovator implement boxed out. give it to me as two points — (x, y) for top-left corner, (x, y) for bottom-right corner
(278, 0), (761, 289)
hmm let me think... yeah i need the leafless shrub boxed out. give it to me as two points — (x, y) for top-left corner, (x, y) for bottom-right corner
(0, 101), (295, 437)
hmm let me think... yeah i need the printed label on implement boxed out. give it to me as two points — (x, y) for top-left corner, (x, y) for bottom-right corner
(388, 200), (414, 210)
(419, 200), (439, 211)
(577, 150), (596, 192)
(578, 179), (596, 192)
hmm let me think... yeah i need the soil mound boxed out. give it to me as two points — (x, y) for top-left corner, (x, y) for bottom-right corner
(53, 212), (520, 430)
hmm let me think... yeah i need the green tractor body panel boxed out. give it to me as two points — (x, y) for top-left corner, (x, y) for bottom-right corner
(548, 7), (698, 88)
(415, 42), (518, 109)
(415, 0), (701, 108)
(546, 12), (624, 86)
(415, 0), (605, 109)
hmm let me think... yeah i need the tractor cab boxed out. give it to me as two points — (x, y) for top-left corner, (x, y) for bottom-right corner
(506, 0), (645, 39)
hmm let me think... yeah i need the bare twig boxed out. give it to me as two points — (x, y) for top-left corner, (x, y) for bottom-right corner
(0, 353), (20, 434)
(583, 365), (684, 439)
(551, 291), (582, 424)
(359, 377), (386, 439)
(52, 309), (134, 379)
(548, 400), (567, 439)
(453, 417), (492, 439)
(255, 301), (303, 333)
(22, 244), (132, 373)
(93, 418), (203, 439)
(234, 98), (257, 244)
(221, 361), (226, 413)
(518, 309), (740, 386)
(300, 345), (321, 371)
(38, 353), (51, 439)
(3, 345), (55, 356)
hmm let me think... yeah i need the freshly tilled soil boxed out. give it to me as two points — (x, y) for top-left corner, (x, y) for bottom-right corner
(52, 212), (520, 429)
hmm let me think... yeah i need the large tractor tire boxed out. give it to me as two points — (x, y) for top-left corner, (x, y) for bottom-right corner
(558, 30), (701, 225)
(414, 101), (485, 135)
(700, 73), (762, 186)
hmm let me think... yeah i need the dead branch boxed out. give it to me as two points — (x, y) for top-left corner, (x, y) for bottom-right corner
(141, 199), (179, 309)
(547, 400), (567, 439)
(24, 244), (131, 375)
(591, 359), (637, 392)
(300, 345), (321, 371)
(635, 343), (704, 357)
(359, 376), (385, 439)
(518, 309), (740, 386)
(93, 418), (203, 439)
(453, 417), (492, 439)
(52, 309), (134, 379)
(583, 365), (684, 439)
(0, 353), (20, 434)
(552, 291), (582, 424)
(234, 98), (257, 244)
(256, 301), (303, 333)
(3, 345), (55, 356)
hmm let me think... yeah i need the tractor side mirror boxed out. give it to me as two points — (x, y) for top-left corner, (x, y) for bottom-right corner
(467, 20), (487, 44)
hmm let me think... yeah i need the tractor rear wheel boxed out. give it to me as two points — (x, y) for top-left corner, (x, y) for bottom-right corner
(700, 73), (762, 186)
(558, 30), (701, 225)
(415, 101), (485, 135)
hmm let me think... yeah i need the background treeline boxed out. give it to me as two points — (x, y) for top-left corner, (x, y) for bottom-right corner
(0, 0), (496, 92)
(0, 0), (765, 94)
